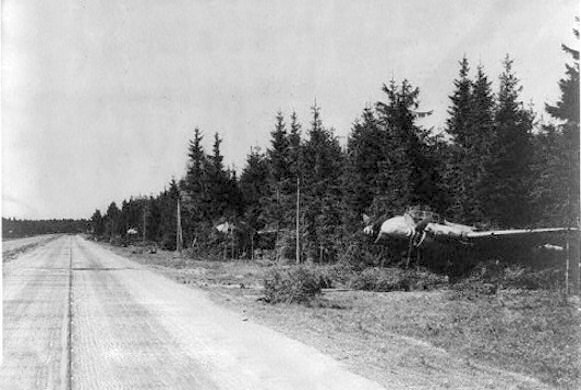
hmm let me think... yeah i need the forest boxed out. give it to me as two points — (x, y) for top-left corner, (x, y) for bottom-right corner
(89, 37), (579, 265)
(2, 218), (90, 239)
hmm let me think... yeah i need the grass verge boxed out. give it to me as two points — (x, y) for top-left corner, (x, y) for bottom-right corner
(103, 242), (581, 389)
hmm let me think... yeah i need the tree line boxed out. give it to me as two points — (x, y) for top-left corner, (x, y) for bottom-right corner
(2, 218), (90, 239)
(91, 32), (579, 263)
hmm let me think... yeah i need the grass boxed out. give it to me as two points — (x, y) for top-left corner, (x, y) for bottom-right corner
(103, 242), (581, 389)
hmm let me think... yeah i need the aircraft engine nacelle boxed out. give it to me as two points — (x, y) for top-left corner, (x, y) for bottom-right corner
(375, 215), (415, 243)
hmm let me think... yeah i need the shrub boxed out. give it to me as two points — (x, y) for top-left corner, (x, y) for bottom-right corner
(324, 262), (356, 286)
(263, 266), (328, 304)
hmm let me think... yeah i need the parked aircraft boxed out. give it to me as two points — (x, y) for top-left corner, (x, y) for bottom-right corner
(363, 207), (579, 265)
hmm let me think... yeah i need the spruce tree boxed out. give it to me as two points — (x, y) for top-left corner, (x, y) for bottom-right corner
(263, 112), (291, 233)
(287, 111), (303, 191)
(267, 112), (291, 188)
(240, 147), (270, 230)
(104, 202), (121, 240)
(374, 79), (443, 215)
(446, 57), (472, 147)
(302, 103), (344, 261)
(183, 128), (208, 226)
(444, 59), (496, 223)
(90, 209), (105, 236)
(481, 56), (535, 227)
(159, 179), (180, 250)
(444, 57), (472, 220)
(205, 133), (233, 220)
(533, 23), (580, 226)
(343, 107), (384, 230)
(468, 65), (496, 222)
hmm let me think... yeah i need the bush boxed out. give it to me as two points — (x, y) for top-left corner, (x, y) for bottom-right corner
(263, 266), (329, 304)
(324, 262), (356, 286)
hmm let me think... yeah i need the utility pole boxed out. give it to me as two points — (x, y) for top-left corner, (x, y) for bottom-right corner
(566, 236), (570, 295)
(296, 176), (300, 264)
(176, 197), (183, 253)
(275, 186), (280, 261)
(142, 205), (147, 243)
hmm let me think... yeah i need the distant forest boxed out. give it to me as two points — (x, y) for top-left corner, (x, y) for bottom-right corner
(90, 33), (579, 263)
(2, 218), (90, 239)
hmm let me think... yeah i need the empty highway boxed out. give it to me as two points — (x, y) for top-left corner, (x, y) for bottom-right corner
(1, 235), (385, 390)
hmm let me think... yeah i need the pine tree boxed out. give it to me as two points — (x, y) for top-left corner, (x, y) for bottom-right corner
(444, 58), (472, 220)
(374, 79), (444, 215)
(444, 59), (496, 223)
(240, 147), (270, 230)
(533, 23), (580, 226)
(287, 111), (303, 195)
(146, 195), (161, 242)
(185, 128), (206, 193)
(267, 112), (291, 188)
(204, 133), (233, 220)
(467, 65), (496, 222)
(90, 209), (105, 236)
(302, 103), (344, 261)
(343, 107), (384, 231)
(183, 128), (208, 226)
(446, 57), (473, 147)
(158, 179), (180, 250)
(104, 202), (121, 241)
(481, 56), (535, 227)
(262, 112), (291, 233)
(374, 80), (415, 214)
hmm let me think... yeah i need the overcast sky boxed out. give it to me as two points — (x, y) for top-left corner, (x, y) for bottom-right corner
(2, 0), (578, 219)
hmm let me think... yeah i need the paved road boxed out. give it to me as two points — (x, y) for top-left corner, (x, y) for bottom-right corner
(1, 235), (385, 390)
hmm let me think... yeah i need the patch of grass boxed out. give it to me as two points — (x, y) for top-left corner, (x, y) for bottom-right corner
(263, 266), (330, 304)
(450, 262), (566, 300)
(348, 267), (448, 292)
(438, 290), (580, 388)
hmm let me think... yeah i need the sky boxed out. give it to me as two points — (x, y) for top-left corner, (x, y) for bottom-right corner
(2, 0), (579, 219)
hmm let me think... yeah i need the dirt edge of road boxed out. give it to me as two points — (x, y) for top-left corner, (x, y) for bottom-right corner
(2, 234), (62, 263)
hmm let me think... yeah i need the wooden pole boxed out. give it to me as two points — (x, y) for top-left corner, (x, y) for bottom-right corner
(231, 230), (234, 259)
(142, 206), (146, 243)
(176, 197), (183, 253)
(251, 233), (254, 261)
(275, 186), (280, 261)
(570, 231), (580, 295)
(296, 176), (300, 264)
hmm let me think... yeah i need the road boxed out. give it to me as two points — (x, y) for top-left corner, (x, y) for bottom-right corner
(1, 235), (385, 390)
(2, 235), (60, 257)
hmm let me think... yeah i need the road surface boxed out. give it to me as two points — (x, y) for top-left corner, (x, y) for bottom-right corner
(2, 235), (60, 258)
(1, 235), (385, 390)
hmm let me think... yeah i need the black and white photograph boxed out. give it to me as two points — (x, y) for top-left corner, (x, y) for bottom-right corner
(1, 0), (580, 388)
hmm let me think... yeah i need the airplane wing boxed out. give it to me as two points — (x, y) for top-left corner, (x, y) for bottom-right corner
(425, 224), (579, 248)
(465, 227), (578, 239)
(465, 227), (580, 249)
